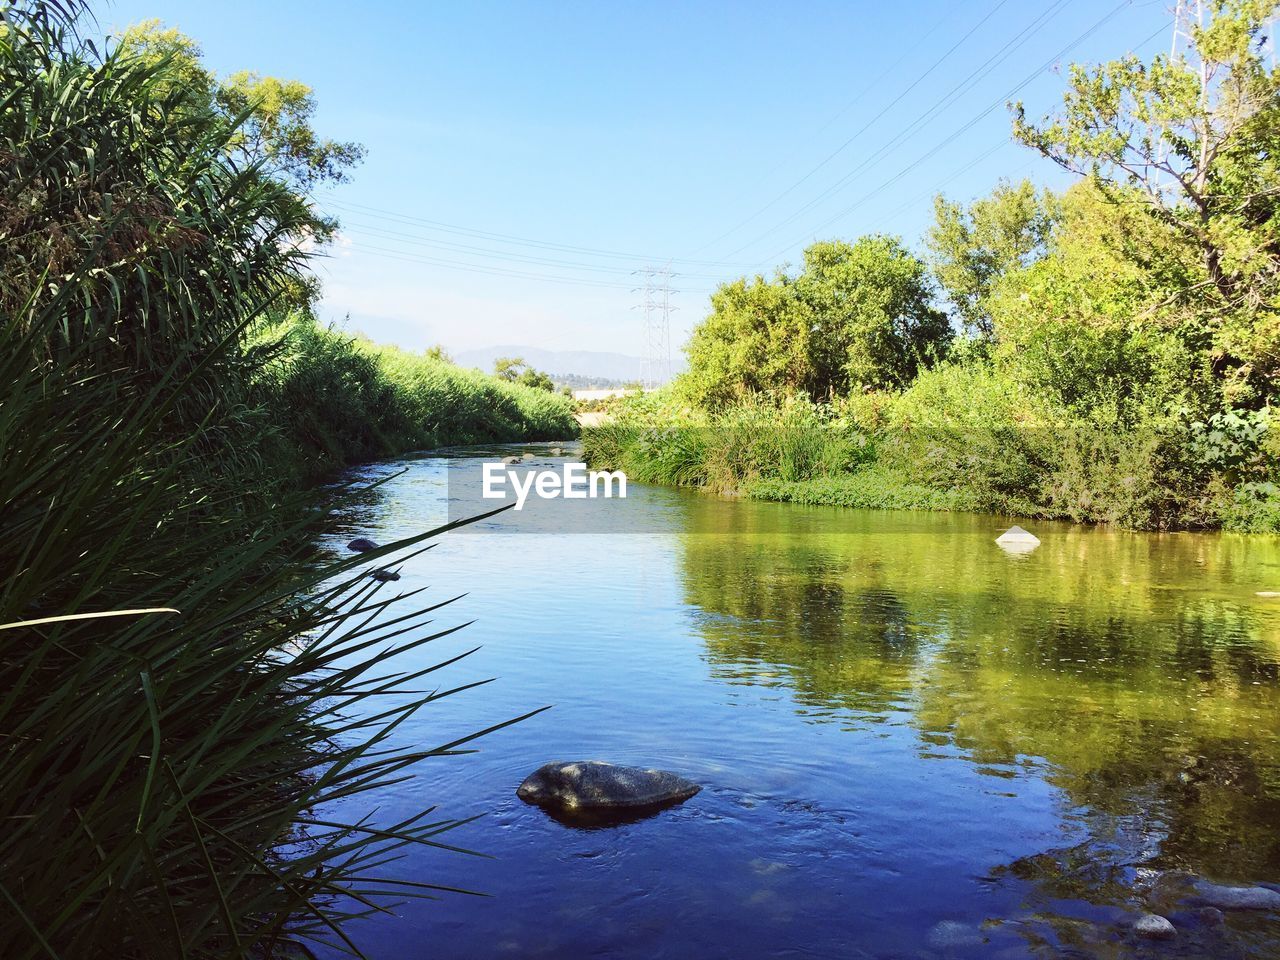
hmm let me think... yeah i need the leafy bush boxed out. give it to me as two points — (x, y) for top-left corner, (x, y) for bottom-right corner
(584, 392), (864, 495)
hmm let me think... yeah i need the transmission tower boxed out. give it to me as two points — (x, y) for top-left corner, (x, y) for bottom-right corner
(1154, 0), (1205, 190)
(634, 264), (676, 389)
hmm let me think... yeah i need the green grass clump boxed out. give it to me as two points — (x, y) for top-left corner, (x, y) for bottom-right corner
(583, 393), (861, 494)
(749, 466), (974, 512)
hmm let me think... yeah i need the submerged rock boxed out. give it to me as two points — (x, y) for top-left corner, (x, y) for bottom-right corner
(369, 569), (400, 582)
(549, 446), (564, 456)
(1133, 914), (1177, 940)
(517, 761), (700, 817)
(1192, 880), (1280, 910)
(347, 537), (379, 553)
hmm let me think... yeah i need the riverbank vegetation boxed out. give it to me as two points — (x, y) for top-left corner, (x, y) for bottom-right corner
(252, 314), (575, 480)
(585, 0), (1280, 532)
(0, 3), (564, 957)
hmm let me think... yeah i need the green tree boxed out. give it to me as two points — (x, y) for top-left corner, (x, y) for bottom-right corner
(681, 272), (816, 407)
(117, 20), (362, 309)
(926, 178), (1058, 338)
(1012, 0), (1280, 406)
(493, 356), (556, 391)
(118, 21), (365, 192)
(493, 355), (527, 381)
(799, 236), (949, 393)
(682, 236), (948, 407)
(986, 180), (1201, 415)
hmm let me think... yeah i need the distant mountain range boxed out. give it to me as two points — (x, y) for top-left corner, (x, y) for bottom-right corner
(453, 345), (645, 384)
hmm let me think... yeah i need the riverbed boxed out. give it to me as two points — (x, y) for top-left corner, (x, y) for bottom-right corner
(319, 444), (1280, 959)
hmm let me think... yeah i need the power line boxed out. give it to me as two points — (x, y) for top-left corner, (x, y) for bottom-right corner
(681, 0), (980, 256)
(756, 2), (1157, 265)
(721, 0), (1076, 262)
(321, 197), (756, 268)
(331, 217), (732, 279)
(341, 241), (652, 289)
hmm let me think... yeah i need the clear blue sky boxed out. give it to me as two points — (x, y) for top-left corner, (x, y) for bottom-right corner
(99, 0), (1172, 360)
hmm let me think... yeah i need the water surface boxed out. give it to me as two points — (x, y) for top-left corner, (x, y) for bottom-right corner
(319, 446), (1280, 959)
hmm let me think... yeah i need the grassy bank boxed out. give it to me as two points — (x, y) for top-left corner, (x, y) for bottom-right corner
(1, 6), (558, 957)
(582, 383), (1280, 532)
(252, 313), (577, 481)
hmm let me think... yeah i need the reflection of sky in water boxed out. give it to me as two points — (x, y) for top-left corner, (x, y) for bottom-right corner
(321, 447), (1280, 959)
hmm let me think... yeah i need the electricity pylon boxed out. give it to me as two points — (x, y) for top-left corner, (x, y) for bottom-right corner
(634, 264), (676, 389)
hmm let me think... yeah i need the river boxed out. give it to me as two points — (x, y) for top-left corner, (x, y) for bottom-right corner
(318, 444), (1280, 959)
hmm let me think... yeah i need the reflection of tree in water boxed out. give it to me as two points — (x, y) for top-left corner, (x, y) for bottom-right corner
(683, 535), (923, 721)
(675, 515), (1280, 907)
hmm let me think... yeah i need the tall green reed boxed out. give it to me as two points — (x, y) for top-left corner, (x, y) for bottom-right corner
(1, 4), (528, 955)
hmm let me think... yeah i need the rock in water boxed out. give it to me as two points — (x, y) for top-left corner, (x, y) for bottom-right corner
(347, 537), (379, 553)
(1192, 881), (1280, 910)
(517, 761), (700, 816)
(996, 525), (1040, 546)
(995, 525), (1041, 555)
(369, 569), (400, 582)
(501, 455), (522, 465)
(1134, 914), (1177, 940)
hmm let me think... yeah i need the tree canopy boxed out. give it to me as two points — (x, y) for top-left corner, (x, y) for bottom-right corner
(682, 236), (948, 407)
(1012, 0), (1280, 406)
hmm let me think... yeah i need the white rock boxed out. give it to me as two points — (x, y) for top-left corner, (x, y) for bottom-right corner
(996, 525), (1041, 554)
(1133, 914), (1177, 940)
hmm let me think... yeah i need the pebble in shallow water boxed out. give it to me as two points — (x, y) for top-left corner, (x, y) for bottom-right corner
(1134, 914), (1177, 940)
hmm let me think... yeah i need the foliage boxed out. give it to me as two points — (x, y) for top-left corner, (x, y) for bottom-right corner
(118, 19), (366, 191)
(1012, 0), (1280, 407)
(680, 236), (949, 408)
(117, 19), (364, 310)
(583, 392), (861, 495)
(0, 5), (543, 956)
(492, 354), (557, 391)
(253, 316), (577, 479)
(749, 466), (971, 513)
(609, 1), (1280, 533)
(926, 178), (1058, 337)
(983, 182), (1202, 416)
